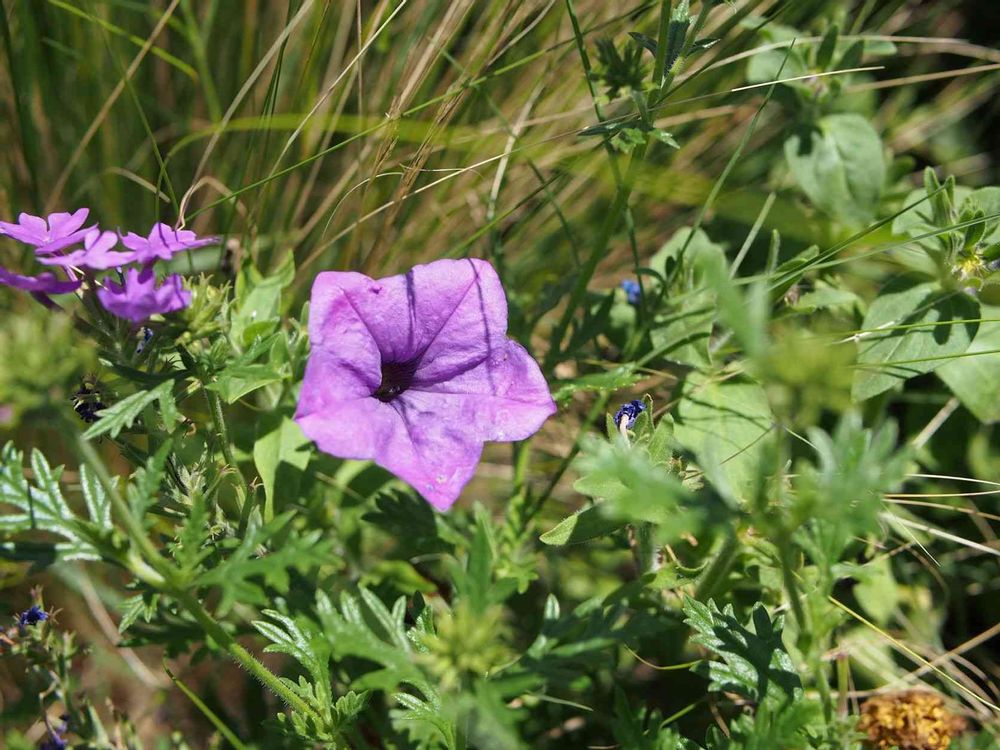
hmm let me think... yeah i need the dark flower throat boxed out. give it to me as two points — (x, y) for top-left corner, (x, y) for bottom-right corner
(374, 359), (418, 402)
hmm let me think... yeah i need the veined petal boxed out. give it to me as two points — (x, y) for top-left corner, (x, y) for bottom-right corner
(296, 397), (482, 510)
(402, 340), (556, 443)
(297, 258), (554, 510)
(309, 259), (507, 367)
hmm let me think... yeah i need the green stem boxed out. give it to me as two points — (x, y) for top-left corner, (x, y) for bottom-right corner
(75, 436), (317, 722)
(633, 522), (661, 575)
(778, 539), (808, 636)
(693, 527), (741, 601)
(171, 588), (317, 720)
(205, 388), (253, 533)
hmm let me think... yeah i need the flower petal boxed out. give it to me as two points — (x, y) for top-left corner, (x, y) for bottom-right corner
(309, 259), (507, 368)
(0, 266), (81, 293)
(46, 208), (90, 237)
(401, 340), (556, 443)
(297, 271), (384, 409)
(296, 397), (482, 510)
(96, 266), (191, 322)
(37, 229), (135, 270)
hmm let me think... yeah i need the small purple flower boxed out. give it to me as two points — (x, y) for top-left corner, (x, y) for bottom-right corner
(0, 267), (81, 294)
(40, 716), (69, 750)
(0, 209), (92, 246)
(36, 228), (136, 271)
(614, 399), (645, 430)
(295, 258), (556, 510)
(120, 222), (218, 263)
(17, 605), (48, 628)
(621, 279), (641, 305)
(96, 265), (191, 322)
(0, 210), (92, 294)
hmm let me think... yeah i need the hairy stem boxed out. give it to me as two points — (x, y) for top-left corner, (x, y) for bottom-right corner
(75, 436), (317, 722)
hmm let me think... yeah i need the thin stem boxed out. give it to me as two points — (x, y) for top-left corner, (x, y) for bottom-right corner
(204, 388), (253, 532)
(693, 527), (740, 601)
(75, 436), (317, 722)
(172, 587), (318, 720)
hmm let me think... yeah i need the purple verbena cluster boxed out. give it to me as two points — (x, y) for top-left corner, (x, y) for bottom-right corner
(0, 209), (217, 322)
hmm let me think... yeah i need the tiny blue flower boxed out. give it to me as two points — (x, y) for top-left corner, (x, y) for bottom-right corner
(135, 325), (154, 354)
(620, 279), (641, 305)
(614, 399), (646, 429)
(17, 605), (48, 628)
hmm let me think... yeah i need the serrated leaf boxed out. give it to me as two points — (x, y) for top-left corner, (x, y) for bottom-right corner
(315, 589), (432, 696)
(194, 512), (336, 614)
(683, 598), (802, 705)
(853, 280), (978, 402)
(126, 442), (172, 520)
(80, 464), (110, 527)
(0, 443), (100, 561)
(83, 380), (175, 440)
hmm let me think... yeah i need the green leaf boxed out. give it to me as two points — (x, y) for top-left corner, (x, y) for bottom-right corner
(937, 304), (1000, 423)
(208, 363), (283, 404)
(231, 257), (294, 348)
(672, 371), (773, 500)
(572, 436), (701, 543)
(79, 464), (110, 527)
(194, 512), (336, 615)
(0, 444), (101, 561)
(540, 504), (626, 546)
(852, 280), (979, 402)
(315, 588), (433, 696)
(854, 555), (900, 626)
(784, 113), (885, 225)
(252, 414), (311, 519)
(118, 592), (159, 634)
(253, 609), (331, 705)
(683, 598), (802, 705)
(126, 442), (172, 520)
(83, 380), (175, 440)
(552, 367), (641, 402)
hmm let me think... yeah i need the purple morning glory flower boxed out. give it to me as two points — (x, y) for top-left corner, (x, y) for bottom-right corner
(96, 265), (191, 322)
(614, 399), (645, 429)
(120, 222), (218, 263)
(0, 209), (92, 247)
(295, 258), (556, 510)
(36, 229), (136, 271)
(17, 605), (48, 628)
(621, 279), (641, 305)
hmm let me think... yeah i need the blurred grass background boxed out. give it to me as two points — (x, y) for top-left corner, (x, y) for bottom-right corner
(1, 0), (999, 743)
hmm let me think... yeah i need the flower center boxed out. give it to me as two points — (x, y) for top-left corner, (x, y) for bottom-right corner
(373, 359), (418, 402)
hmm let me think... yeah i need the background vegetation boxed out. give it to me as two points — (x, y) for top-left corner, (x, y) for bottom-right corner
(2, 0), (1000, 747)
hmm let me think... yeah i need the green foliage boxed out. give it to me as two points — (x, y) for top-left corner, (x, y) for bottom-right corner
(0, 443), (107, 563)
(684, 598), (802, 705)
(82, 379), (178, 439)
(784, 114), (886, 225)
(852, 279), (979, 402)
(2, 0), (999, 747)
